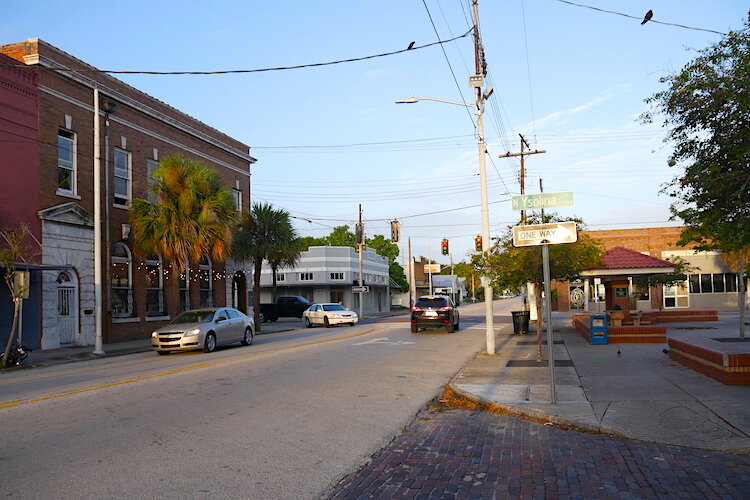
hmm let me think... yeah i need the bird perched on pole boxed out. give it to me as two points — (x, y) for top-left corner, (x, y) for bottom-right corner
(641, 9), (653, 25)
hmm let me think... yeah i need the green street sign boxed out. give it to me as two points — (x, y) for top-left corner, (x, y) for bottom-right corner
(511, 191), (575, 211)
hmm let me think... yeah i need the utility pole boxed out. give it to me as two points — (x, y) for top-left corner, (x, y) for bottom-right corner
(471, 0), (495, 355)
(498, 135), (546, 223)
(92, 88), (104, 355)
(357, 204), (364, 319)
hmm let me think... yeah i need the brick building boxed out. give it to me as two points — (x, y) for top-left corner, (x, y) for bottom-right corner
(553, 226), (744, 312)
(0, 39), (256, 349)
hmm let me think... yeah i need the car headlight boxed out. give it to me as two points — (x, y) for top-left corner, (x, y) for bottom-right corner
(183, 328), (201, 337)
(151, 331), (158, 339)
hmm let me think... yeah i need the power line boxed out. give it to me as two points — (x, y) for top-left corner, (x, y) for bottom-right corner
(0, 30), (473, 76)
(552, 0), (728, 35)
(421, 0), (476, 129)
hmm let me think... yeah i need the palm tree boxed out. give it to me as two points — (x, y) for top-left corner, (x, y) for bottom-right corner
(268, 236), (304, 301)
(130, 154), (236, 311)
(232, 203), (301, 330)
(721, 247), (750, 339)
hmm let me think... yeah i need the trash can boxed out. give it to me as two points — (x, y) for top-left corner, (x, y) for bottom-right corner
(589, 314), (608, 345)
(511, 310), (530, 335)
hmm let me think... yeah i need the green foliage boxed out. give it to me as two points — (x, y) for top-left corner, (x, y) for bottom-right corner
(326, 226), (357, 247)
(130, 154), (236, 271)
(643, 16), (750, 253)
(389, 261), (408, 292)
(647, 256), (696, 286)
(474, 214), (603, 290)
(232, 203), (301, 328)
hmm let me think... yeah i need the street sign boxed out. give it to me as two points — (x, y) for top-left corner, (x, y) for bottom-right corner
(423, 264), (440, 274)
(511, 191), (575, 211)
(353, 286), (369, 293)
(512, 221), (578, 247)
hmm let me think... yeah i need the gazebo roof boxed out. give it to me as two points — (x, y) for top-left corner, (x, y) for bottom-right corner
(580, 246), (675, 277)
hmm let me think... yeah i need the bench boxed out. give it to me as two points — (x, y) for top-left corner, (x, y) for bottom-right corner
(668, 336), (750, 385)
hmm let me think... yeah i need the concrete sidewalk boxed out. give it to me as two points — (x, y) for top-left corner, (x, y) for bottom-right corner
(451, 311), (750, 453)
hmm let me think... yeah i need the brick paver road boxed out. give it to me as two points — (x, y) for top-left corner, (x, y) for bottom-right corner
(326, 406), (750, 499)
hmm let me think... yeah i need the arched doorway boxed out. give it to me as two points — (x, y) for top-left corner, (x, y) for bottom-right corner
(232, 272), (248, 313)
(56, 270), (79, 344)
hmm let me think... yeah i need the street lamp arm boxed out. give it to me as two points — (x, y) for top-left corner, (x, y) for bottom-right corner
(395, 96), (474, 109)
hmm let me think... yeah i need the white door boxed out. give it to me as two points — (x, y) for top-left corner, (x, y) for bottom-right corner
(57, 273), (78, 344)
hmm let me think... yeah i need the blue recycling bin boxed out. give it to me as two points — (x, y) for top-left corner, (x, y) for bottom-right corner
(589, 314), (609, 345)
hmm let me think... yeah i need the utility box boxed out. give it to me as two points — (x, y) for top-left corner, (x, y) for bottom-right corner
(589, 314), (609, 345)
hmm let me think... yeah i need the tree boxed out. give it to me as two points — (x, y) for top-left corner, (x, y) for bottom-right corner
(232, 203), (301, 330)
(326, 225), (357, 247)
(474, 214), (602, 361)
(0, 225), (34, 366)
(722, 248), (749, 339)
(643, 16), (750, 334)
(130, 154), (236, 275)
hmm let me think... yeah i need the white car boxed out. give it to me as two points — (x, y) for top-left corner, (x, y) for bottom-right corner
(151, 307), (254, 355)
(303, 303), (358, 328)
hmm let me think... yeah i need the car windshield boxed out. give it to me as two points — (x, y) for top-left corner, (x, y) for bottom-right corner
(171, 310), (215, 324)
(322, 304), (347, 311)
(415, 298), (448, 308)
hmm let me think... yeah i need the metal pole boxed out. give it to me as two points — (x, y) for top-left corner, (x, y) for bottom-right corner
(408, 237), (415, 308)
(93, 88), (104, 354)
(358, 204), (364, 319)
(472, 0), (495, 355)
(542, 244), (556, 403)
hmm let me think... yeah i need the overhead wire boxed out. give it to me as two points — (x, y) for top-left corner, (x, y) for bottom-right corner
(421, 0), (476, 129)
(0, 30), (474, 76)
(551, 0), (728, 35)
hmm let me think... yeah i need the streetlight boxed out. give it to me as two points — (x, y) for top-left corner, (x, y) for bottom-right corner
(395, 92), (496, 355)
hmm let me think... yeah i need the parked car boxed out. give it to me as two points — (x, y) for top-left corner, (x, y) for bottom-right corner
(411, 295), (460, 333)
(151, 307), (254, 355)
(259, 296), (312, 322)
(303, 303), (358, 328)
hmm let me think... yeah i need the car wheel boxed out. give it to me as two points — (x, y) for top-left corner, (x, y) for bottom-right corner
(241, 327), (254, 346)
(446, 322), (455, 333)
(203, 332), (217, 353)
(349, 322), (355, 327)
(157, 351), (170, 356)
(324, 316), (331, 328)
(411, 324), (418, 333)
(260, 313), (268, 323)
(270, 316), (278, 322)
(454, 319), (460, 331)
(304, 317), (312, 328)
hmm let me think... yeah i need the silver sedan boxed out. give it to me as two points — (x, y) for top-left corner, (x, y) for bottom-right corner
(151, 307), (254, 355)
(303, 303), (358, 328)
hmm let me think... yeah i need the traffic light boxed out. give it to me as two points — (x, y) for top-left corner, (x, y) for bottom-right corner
(441, 238), (449, 255)
(355, 222), (365, 245)
(475, 235), (483, 252)
(390, 220), (400, 243)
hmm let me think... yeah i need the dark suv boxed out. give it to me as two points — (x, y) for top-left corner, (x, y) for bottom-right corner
(411, 295), (460, 333)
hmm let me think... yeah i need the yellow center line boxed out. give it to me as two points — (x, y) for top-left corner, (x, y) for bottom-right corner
(0, 327), (376, 411)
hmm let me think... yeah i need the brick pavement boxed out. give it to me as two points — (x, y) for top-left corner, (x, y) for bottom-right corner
(326, 406), (750, 499)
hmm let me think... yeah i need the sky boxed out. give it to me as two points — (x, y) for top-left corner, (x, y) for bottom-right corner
(2, 1), (747, 266)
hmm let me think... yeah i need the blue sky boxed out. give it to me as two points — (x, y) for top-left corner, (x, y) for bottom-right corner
(3, 1), (747, 265)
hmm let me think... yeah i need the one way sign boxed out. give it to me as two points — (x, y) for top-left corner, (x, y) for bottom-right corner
(512, 221), (578, 247)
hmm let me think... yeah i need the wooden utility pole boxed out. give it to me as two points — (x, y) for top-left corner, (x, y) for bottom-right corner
(498, 135), (546, 223)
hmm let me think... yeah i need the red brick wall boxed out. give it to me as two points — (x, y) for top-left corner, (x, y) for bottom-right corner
(0, 53), (41, 248)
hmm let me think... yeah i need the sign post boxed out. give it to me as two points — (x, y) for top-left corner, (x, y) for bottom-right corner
(512, 221), (578, 404)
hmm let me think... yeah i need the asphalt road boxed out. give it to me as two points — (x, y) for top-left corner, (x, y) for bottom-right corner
(0, 301), (514, 499)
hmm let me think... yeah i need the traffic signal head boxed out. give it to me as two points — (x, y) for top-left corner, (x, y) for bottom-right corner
(441, 239), (449, 255)
(390, 220), (400, 243)
(475, 235), (483, 252)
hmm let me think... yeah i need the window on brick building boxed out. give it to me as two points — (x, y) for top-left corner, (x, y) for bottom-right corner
(146, 159), (159, 203)
(114, 149), (131, 207)
(199, 255), (213, 307)
(111, 242), (135, 318)
(232, 188), (242, 212)
(57, 129), (76, 195)
(145, 254), (166, 317)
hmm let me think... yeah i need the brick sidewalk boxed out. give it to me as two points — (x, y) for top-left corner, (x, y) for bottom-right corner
(326, 407), (750, 499)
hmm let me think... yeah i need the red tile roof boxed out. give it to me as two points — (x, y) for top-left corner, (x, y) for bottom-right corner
(600, 246), (674, 269)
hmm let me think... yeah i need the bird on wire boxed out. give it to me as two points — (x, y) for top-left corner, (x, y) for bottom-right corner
(407, 41), (416, 50)
(641, 9), (653, 25)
